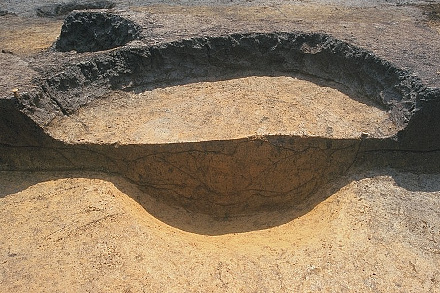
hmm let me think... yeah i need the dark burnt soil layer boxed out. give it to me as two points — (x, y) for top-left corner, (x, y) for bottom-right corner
(55, 12), (141, 52)
(0, 10), (439, 216)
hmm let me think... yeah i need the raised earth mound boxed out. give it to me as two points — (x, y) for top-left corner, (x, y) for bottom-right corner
(1, 2), (440, 292)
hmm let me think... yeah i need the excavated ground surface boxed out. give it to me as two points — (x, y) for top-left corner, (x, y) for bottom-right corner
(1, 1), (440, 292)
(47, 75), (397, 144)
(1, 169), (440, 292)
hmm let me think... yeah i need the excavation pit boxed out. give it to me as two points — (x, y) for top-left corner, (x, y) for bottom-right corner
(1, 24), (433, 218)
(1, 6), (440, 291)
(40, 73), (401, 217)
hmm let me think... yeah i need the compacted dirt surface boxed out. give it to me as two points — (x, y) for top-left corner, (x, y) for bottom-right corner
(1, 1), (440, 292)
(46, 75), (397, 144)
(1, 169), (440, 292)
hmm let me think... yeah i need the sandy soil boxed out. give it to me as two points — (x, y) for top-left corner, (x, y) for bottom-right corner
(0, 15), (62, 56)
(1, 1), (440, 292)
(46, 76), (397, 144)
(1, 169), (439, 292)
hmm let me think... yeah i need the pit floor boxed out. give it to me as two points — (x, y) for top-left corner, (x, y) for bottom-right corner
(46, 76), (397, 144)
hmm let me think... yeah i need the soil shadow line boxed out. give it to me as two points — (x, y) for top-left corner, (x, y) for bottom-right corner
(117, 171), (356, 235)
(0, 168), (353, 235)
(2, 151), (440, 235)
(354, 148), (440, 192)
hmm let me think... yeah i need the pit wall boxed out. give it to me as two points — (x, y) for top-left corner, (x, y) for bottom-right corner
(0, 134), (360, 217)
(20, 32), (428, 135)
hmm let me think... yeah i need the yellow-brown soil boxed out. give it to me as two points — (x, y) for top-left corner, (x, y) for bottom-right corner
(1, 170), (439, 292)
(46, 76), (397, 144)
(0, 16), (62, 56)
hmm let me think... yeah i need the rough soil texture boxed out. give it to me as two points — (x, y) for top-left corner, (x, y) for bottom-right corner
(55, 11), (141, 52)
(0, 15), (62, 56)
(35, 0), (115, 17)
(46, 76), (397, 143)
(1, 169), (440, 292)
(1, 0), (440, 292)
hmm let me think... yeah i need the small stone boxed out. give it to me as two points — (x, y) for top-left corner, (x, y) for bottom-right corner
(11, 88), (19, 98)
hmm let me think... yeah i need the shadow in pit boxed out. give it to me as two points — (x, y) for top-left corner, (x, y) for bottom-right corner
(1, 77), (439, 234)
(125, 172), (355, 235)
(124, 148), (440, 235)
(354, 148), (440, 192)
(2, 143), (440, 235)
(0, 167), (355, 236)
(0, 135), (361, 215)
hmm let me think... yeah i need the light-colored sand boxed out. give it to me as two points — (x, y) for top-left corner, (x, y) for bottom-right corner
(1, 170), (439, 292)
(0, 16), (62, 56)
(46, 76), (398, 144)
